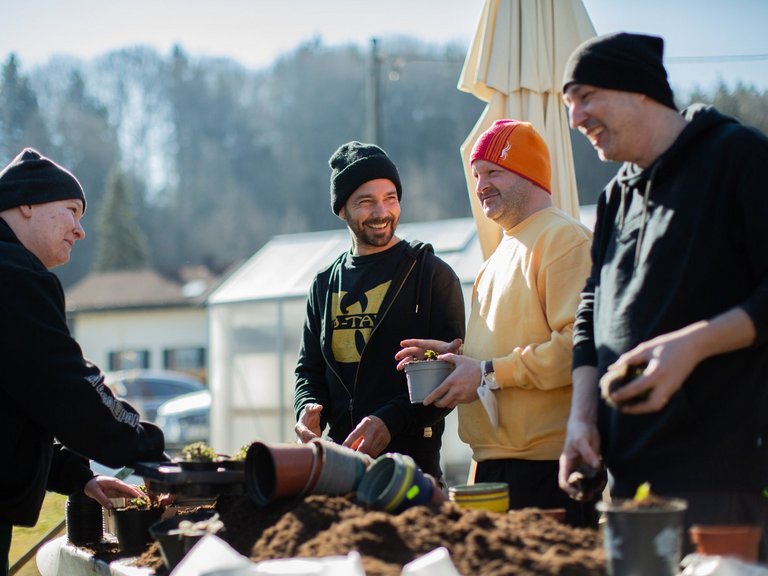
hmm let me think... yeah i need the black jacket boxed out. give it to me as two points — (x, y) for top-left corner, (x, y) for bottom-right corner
(572, 105), (768, 496)
(294, 240), (465, 477)
(0, 219), (165, 526)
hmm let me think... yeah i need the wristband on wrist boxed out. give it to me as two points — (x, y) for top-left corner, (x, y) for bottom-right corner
(481, 359), (499, 390)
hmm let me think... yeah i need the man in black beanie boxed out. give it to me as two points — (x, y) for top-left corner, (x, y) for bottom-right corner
(294, 141), (465, 483)
(559, 32), (768, 560)
(328, 141), (402, 216)
(0, 148), (166, 575)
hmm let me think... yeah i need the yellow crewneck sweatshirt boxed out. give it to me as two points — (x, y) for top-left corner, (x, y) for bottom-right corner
(460, 207), (592, 461)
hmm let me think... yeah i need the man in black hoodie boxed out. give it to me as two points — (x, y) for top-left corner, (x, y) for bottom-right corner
(0, 149), (166, 574)
(293, 142), (465, 480)
(558, 32), (768, 558)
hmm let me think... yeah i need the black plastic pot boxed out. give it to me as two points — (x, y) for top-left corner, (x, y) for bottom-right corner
(110, 506), (164, 554)
(149, 511), (216, 570)
(66, 492), (104, 545)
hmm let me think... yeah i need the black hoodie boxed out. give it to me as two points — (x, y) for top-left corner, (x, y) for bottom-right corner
(572, 105), (768, 496)
(294, 239), (465, 477)
(0, 219), (166, 526)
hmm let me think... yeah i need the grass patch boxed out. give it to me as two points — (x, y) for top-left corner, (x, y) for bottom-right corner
(10, 492), (67, 576)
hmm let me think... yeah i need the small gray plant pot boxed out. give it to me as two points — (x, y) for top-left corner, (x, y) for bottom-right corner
(404, 360), (453, 403)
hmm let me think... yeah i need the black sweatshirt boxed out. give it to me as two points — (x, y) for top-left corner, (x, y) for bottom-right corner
(0, 219), (166, 526)
(572, 105), (768, 496)
(294, 240), (465, 477)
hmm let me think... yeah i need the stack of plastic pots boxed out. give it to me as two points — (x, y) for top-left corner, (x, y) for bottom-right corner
(308, 438), (371, 496)
(356, 453), (439, 513)
(244, 439), (371, 506)
(65, 491), (104, 546)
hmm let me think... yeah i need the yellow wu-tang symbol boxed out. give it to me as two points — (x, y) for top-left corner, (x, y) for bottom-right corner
(331, 281), (391, 363)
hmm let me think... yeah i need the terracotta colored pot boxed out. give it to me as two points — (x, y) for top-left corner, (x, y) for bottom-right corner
(689, 524), (762, 563)
(244, 441), (319, 506)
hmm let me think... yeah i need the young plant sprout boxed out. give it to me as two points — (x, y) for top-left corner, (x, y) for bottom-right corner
(634, 482), (652, 502)
(180, 441), (217, 462)
(232, 443), (251, 461)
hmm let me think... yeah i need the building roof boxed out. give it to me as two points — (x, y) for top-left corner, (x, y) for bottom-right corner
(208, 217), (483, 306)
(66, 267), (220, 312)
(69, 208), (595, 312)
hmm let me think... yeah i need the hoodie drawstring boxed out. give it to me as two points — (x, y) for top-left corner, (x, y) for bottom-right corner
(634, 163), (660, 268)
(617, 162), (660, 269)
(414, 247), (428, 314)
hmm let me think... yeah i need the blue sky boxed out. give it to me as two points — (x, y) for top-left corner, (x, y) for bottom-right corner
(1, 0), (766, 93)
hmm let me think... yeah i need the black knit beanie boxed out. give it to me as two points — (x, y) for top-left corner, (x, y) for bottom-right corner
(0, 148), (86, 213)
(562, 32), (676, 110)
(329, 141), (402, 215)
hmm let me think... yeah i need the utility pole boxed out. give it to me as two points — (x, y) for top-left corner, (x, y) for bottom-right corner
(365, 37), (381, 145)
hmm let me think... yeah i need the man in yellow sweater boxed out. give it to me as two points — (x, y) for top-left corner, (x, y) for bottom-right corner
(397, 119), (595, 526)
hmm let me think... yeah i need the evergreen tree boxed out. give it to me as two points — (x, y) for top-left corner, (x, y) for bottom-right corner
(93, 168), (150, 271)
(0, 54), (50, 161)
(688, 81), (768, 134)
(52, 70), (122, 285)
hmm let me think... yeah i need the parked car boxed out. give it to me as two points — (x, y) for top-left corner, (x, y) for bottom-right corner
(104, 369), (206, 423)
(154, 389), (211, 453)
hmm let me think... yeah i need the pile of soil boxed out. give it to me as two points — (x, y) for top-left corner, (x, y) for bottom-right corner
(217, 494), (604, 576)
(131, 493), (605, 575)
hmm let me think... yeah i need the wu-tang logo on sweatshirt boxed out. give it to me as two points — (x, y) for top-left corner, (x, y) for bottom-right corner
(331, 281), (391, 363)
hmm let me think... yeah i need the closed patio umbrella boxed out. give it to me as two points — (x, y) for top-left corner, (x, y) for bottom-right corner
(459, 0), (596, 258)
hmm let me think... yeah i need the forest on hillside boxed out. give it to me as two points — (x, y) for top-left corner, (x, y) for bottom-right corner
(1, 37), (766, 286)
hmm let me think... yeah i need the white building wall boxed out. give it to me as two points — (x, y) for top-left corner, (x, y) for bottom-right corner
(72, 308), (208, 375)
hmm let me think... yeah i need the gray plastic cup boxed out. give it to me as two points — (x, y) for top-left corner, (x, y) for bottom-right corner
(404, 360), (453, 403)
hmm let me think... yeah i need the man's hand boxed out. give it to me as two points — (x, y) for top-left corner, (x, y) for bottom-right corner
(342, 415), (391, 458)
(607, 310), (756, 414)
(84, 476), (145, 509)
(295, 403), (323, 443)
(606, 330), (700, 414)
(395, 338), (462, 371)
(558, 365), (602, 500)
(558, 418), (602, 500)
(423, 354), (481, 408)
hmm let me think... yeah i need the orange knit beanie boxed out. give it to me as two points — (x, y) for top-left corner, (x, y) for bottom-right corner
(470, 120), (551, 194)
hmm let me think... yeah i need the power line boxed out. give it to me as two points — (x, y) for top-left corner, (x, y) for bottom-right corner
(667, 53), (768, 64)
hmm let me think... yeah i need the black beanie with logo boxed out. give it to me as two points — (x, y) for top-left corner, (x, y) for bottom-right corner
(328, 141), (402, 215)
(562, 32), (677, 110)
(0, 148), (86, 213)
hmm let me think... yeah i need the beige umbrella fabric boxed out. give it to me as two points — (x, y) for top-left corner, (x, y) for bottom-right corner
(459, 0), (596, 259)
